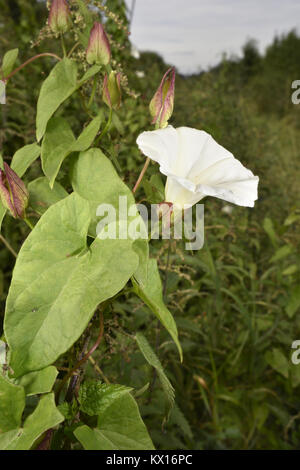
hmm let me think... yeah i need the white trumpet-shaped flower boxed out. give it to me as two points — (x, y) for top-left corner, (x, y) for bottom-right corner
(136, 125), (259, 210)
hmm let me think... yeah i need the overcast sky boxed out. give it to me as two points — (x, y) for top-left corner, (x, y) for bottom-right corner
(125, 0), (300, 74)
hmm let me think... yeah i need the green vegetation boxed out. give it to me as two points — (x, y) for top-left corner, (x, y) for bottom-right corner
(0, 0), (300, 450)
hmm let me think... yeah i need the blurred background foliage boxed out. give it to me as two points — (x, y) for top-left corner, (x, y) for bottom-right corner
(1, 0), (300, 450)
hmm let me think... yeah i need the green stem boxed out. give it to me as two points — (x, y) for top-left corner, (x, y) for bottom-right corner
(3, 53), (62, 82)
(96, 108), (113, 143)
(61, 35), (67, 57)
(0, 234), (17, 257)
(133, 157), (150, 194)
(67, 41), (80, 58)
(88, 76), (98, 109)
(24, 217), (34, 230)
(56, 311), (104, 404)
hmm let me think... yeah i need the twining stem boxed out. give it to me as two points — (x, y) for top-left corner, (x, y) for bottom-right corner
(88, 356), (110, 384)
(56, 311), (104, 404)
(3, 53), (62, 81)
(68, 41), (80, 58)
(133, 157), (150, 194)
(24, 217), (34, 230)
(0, 234), (17, 258)
(96, 108), (113, 143)
(60, 34), (67, 57)
(88, 76), (98, 109)
(133, 121), (161, 193)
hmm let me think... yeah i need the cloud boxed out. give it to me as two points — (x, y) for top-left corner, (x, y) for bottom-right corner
(126, 0), (300, 73)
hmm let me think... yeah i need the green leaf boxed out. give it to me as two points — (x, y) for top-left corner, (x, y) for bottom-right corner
(270, 244), (293, 263)
(143, 174), (165, 204)
(0, 429), (21, 450)
(78, 381), (132, 416)
(132, 259), (182, 361)
(286, 286), (300, 318)
(28, 177), (68, 215)
(11, 143), (41, 177)
(77, 65), (101, 85)
(74, 393), (154, 450)
(71, 148), (149, 283)
(0, 374), (25, 432)
(1, 48), (18, 78)
(4, 393), (64, 450)
(265, 348), (289, 378)
(170, 404), (193, 440)
(282, 264), (298, 276)
(42, 114), (102, 187)
(132, 239), (149, 288)
(36, 58), (78, 142)
(41, 117), (76, 185)
(136, 332), (175, 420)
(263, 217), (278, 248)
(16, 366), (58, 396)
(71, 148), (136, 235)
(5, 193), (139, 377)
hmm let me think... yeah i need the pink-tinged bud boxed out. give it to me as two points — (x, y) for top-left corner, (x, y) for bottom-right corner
(0, 163), (29, 219)
(102, 71), (122, 109)
(48, 0), (71, 34)
(86, 22), (111, 66)
(149, 68), (175, 128)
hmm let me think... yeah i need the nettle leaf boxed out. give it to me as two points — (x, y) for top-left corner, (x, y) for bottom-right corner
(36, 58), (78, 142)
(1, 393), (64, 450)
(41, 114), (102, 187)
(28, 177), (68, 215)
(11, 143), (41, 177)
(0, 374), (25, 432)
(74, 393), (154, 450)
(15, 366), (58, 396)
(78, 381), (132, 416)
(1, 48), (19, 78)
(4, 193), (139, 377)
(136, 332), (175, 420)
(132, 259), (182, 361)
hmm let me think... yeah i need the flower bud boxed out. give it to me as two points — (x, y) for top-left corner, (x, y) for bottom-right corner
(48, 0), (71, 34)
(86, 22), (111, 66)
(102, 71), (122, 109)
(0, 162), (29, 219)
(149, 67), (175, 128)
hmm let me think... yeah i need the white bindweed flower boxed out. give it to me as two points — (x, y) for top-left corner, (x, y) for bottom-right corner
(137, 125), (259, 210)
